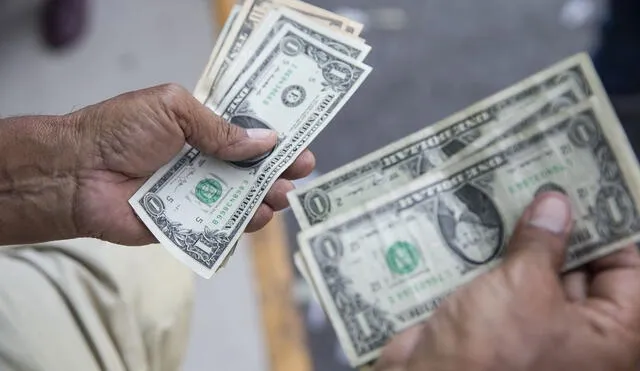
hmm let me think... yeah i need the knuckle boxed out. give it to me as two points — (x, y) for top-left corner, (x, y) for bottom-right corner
(224, 121), (242, 143)
(158, 83), (188, 98)
(153, 83), (196, 135)
(217, 120), (243, 148)
(205, 119), (233, 156)
(156, 83), (190, 109)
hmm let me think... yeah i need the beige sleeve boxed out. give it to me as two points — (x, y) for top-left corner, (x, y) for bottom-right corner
(0, 239), (194, 371)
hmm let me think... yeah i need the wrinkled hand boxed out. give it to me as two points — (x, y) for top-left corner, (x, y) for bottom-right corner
(375, 192), (640, 371)
(71, 84), (315, 245)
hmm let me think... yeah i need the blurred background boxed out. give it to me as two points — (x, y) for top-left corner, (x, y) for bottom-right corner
(0, 0), (636, 370)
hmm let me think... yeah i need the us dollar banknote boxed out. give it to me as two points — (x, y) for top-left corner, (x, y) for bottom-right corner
(291, 80), (584, 290)
(297, 99), (640, 366)
(129, 25), (371, 278)
(288, 53), (609, 229)
(197, 0), (363, 100)
(278, 0), (364, 35)
(210, 7), (371, 107)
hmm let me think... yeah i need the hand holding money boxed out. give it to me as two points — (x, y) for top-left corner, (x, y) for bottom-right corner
(375, 193), (640, 371)
(74, 84), (314, 243)
(128, 0), (372, 278)
(0, 82), (314, 247)
(290, 53), (640, 367)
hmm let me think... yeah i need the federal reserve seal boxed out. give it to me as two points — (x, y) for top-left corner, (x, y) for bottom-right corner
(281, 85), (306, 107)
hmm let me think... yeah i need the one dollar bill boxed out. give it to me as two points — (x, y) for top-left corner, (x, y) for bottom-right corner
(288, 53), (608, 229)
(292, 77), (585, 299)
(129, 25), (371, 278)
(298, 99), (640, 366)
(209, 7), (371, 107)
(195, 0), (363, 102)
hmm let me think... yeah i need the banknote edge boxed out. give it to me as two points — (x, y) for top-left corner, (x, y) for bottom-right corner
(287, 52), (594, 228)
(296, 97), (640, 363)
(211, 7), (371, 106)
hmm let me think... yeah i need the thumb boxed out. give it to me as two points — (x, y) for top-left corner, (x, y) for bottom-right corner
(504, 191), (573, 273)
(177, 91), (278, 161)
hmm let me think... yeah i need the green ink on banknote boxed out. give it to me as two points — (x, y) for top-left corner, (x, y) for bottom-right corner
(195, 179), (223, 205)
(264, 67), (295, 106)
(508, 163), (566, 194)
(386, 241), (419, 275)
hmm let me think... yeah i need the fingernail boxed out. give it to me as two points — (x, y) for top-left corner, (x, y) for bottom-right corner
(247, 128), (274, 140)
(528, 194), (571, 234)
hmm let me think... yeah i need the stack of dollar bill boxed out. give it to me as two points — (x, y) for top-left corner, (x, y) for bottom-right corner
(287, 53), (640, 368)
(127, 0), (372, 278)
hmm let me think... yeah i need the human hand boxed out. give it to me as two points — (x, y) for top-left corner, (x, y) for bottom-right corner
(71, 84), (315, 245)
(375, 192), (640, 371)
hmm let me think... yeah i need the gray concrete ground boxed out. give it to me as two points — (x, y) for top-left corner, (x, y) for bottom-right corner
(0, 0), (607, 370)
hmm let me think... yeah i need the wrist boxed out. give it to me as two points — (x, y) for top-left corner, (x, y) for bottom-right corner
(0, 113), (83, 244)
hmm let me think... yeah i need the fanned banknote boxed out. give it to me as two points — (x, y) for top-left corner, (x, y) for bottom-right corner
(297, 98), (640, 366)
(287, 53), (610, 229)
(130, 23), (371, 278)
(193, 0), (363, 103)
(289, 53), (640, 368)
(210, 7), (371, 107)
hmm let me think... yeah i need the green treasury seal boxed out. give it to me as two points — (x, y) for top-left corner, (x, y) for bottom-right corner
(386, 241), (420, 275)
(195, 178), (223, 205)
